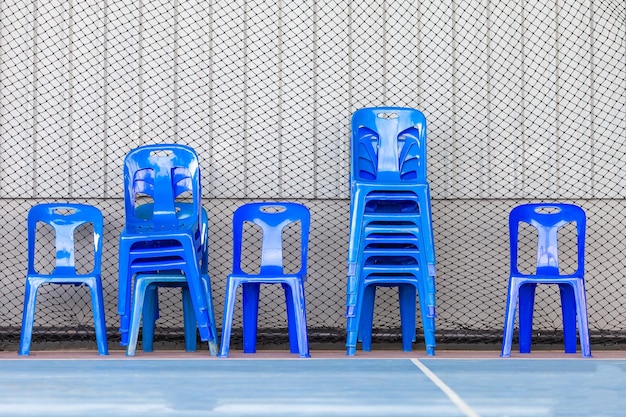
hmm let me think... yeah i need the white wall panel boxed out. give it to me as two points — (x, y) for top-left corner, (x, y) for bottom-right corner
(71, 0), (106, 198)
(453, 0), (491, 198)
(522, 0), (559, 198)
(34, 0), (71, 197)
(0, 0), (34, 197)
(209, 0), (246, 198)
(315, 0), (350, 199)
(281, 0), (316, 198)
(105, 0), (141, 198)
(488, 0), (524, 198)
(141, 0), (177, 144)
(245, 0), (281, 199)
(591, 0), (626, 199)
(419, 1), (454, 198)
(555, 0), (594, 199)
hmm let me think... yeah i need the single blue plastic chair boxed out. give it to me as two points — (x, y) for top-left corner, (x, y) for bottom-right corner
(346, 107), (436, 356)
(19, 203), (108, 356)
(118, 144), (214, 348)
(125, 208), (218, 356)
(219, 202), (311, 358)
(501, 203), (591, 358)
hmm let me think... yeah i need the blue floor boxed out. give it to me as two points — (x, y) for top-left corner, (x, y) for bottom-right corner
(0, 358), (624, 416)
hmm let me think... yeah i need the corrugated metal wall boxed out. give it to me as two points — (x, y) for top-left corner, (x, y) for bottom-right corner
(0, 0), (624, 344)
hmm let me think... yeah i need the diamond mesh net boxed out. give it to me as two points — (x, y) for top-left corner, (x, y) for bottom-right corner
(0, 0), (624, 350)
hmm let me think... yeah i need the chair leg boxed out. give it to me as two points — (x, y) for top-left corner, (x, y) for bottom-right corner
(182, 287), (197, 352)
(141, 285), (158, 353)
(559, 283), (577, 354)
(518, 283), (536, 353)
(283, 284), (299, 354)
(127, 278), (150, 357)
(287, 279), (310, 358)
(359, 285), (376, 351)
(501, 278), (521, 357)
(117, 243), (132, 347)
(416, 274), (436, 356)
(88, 277), (109, 355)
(202, 275), (219, 356)
(573, 281), (592, 358)
(181, 241), (211, 342)
(242, 283), (261, 354)
(19, 278), (42, 356)
(398, 284), (416, 352)
(346, 277), (366, 356)
(219, 277), (240, 358)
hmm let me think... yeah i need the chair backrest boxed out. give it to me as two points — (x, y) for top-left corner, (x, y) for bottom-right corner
(27, 203), (103, 275)
(509, 203), (586, 277)
(123, 143), (202, 230)
(351, 107), (427, 184)
(231, 202), (310, 277)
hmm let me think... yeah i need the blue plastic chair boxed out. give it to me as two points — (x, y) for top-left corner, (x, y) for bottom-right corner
(346, 107), (436, 356)
(219, 202), (311, 358)
(19, 203), (108, 356)
(118, 144), (215, 348)
(501, 203), (591, 358)
(125, 208), (218, 356)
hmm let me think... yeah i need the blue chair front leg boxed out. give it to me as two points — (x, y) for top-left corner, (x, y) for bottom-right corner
(242, 282), (261, 354)
(559, 283), (577, 354)
(518, 282), (537, 353)
(359, 284), (376, 351)
(398, 284), (416, 352)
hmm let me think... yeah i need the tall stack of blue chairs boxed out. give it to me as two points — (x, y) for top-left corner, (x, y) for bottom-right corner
(345, 107), (437, 356)
(117, 144), (217, 354)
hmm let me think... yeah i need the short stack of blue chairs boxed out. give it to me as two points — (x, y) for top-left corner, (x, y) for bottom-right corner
(118, 143), (218, 355)
(345, 107), (437, 356)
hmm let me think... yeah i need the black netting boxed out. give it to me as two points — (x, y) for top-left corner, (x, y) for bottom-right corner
(0, 0), (624, 351)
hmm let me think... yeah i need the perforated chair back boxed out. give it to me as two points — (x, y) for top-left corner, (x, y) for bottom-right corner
(509, 203), (586, 277)
(231, 202), (311, 278)
(27, 203), (103, 276)
(351, 107), (427, 184)
(123, 143), (202, 231)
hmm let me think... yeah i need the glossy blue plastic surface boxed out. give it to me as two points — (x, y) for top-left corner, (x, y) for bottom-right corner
(501, 203), (591, 358)
(346, 107), (436, 356)
(118, 144), (214, 347)
(219, 202), (311, 358)
(125, 209), (218, 356)
(19, 203), (108, 355)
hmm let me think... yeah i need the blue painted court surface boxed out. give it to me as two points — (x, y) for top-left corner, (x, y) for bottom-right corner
(0, 358), (624, 416)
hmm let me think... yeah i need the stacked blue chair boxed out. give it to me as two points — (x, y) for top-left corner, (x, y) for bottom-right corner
(345, 107), (437, 356)
(125, 208), (218, 356)
(219, 202), (311, 358)
(118, 143), (217, 354)
(501, 203), (591, 358)
(19, 203), (108, 356)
